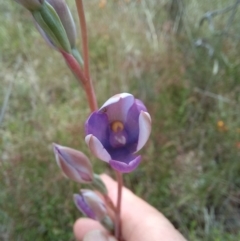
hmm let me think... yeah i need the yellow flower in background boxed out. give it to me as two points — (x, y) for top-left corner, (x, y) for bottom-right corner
(99, 0), (106, 8)
(217, 120), (228, 132)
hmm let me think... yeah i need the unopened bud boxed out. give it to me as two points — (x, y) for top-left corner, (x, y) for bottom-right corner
(32, 1), (71, 53)
(46, 0), (76, 48)
(73, 190), (107, 221)
(53, 143), (93, 183)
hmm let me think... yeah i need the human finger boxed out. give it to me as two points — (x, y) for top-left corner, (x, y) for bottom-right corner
(74, 174), (187, 241)
(73, 218), (105, 240)
(100, 174), (187, 241)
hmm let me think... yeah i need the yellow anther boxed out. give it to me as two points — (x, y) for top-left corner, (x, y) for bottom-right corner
(111, 121), (124, 132)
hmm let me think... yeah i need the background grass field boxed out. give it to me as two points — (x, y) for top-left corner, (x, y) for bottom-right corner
(1, 0), (240, 240)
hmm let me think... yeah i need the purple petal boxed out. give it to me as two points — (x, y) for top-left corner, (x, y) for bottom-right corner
(135, 99), (147, 112)
(99, 93), (134, 123)
(73, 194), (96, 219)
(81, 190), (107, 221)
(85, 112), (109, 146)
(124, 99), (148, 150)
(85, 135), (111, 163)
(105, 145), (132, 163)
(136, 111), (151, 152)
(53, 143), (93, 183)
(109, 155), (141, 173)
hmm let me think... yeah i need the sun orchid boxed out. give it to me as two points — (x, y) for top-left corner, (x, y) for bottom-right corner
(85, 93), (151, 173)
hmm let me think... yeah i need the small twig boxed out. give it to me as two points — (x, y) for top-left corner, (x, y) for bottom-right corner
(194, 39), (214, 57)
(223, 3), (238, 35)
(194, 87), (232, 103)
(115, 171), (123, 240)
(141, 0), (158, 50)
(199, 0), (240, 32)
(0, 56), (22, 126)
(0, 80), (13, 127)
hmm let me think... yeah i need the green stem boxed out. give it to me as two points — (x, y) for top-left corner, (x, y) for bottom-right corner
(71, 48), (83, 65)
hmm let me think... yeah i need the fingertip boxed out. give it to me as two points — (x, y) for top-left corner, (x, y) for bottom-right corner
(83, 230), (108, 241)
(73, 218), (105, 241)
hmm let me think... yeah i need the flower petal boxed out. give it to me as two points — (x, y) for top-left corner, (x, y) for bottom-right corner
(135, 99), (147, 112)
(99, 93), (134, 123)
(81, 190), (107, 221)
(57, 153), (86, 182)
(124, 99), (148, 149)
(109, 155), (141, 173)
(136, 111), (151, 152)
(73, 193), (96, 219)
(85, 112), (109, 146)
(85, 135), (111, 163)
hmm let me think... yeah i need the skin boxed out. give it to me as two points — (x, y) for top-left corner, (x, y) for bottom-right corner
(74, 174), (187, 241)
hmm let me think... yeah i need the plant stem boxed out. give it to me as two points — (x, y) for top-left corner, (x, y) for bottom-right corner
(103, 194), (117, 213)
(75, 0), (97, 112)
(75, 0), (90, 80)
(84, 78), (98, 112)
(115, 171), (123, 240)
(60, 51), (97, 112)
(74, 2), (121, 239)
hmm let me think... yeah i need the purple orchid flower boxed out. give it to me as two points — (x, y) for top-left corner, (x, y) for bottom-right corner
(73, 190), (107, 221)
(85, 93), (151, 173)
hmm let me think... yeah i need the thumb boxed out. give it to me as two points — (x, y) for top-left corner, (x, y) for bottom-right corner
(83, 230), (117, 241)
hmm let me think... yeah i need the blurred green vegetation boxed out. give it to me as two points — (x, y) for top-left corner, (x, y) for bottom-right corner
(1, 0), (240, 240)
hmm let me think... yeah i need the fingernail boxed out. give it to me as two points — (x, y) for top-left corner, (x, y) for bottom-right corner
(83, 230), (109, 241)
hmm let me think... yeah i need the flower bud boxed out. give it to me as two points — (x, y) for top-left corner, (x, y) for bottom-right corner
(53, 143), (93, 183)
(73, 190), (107, 221)
(46, 0), (77, 48)
(15, 0), (44, 11)
(32, 1), (71, 53)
